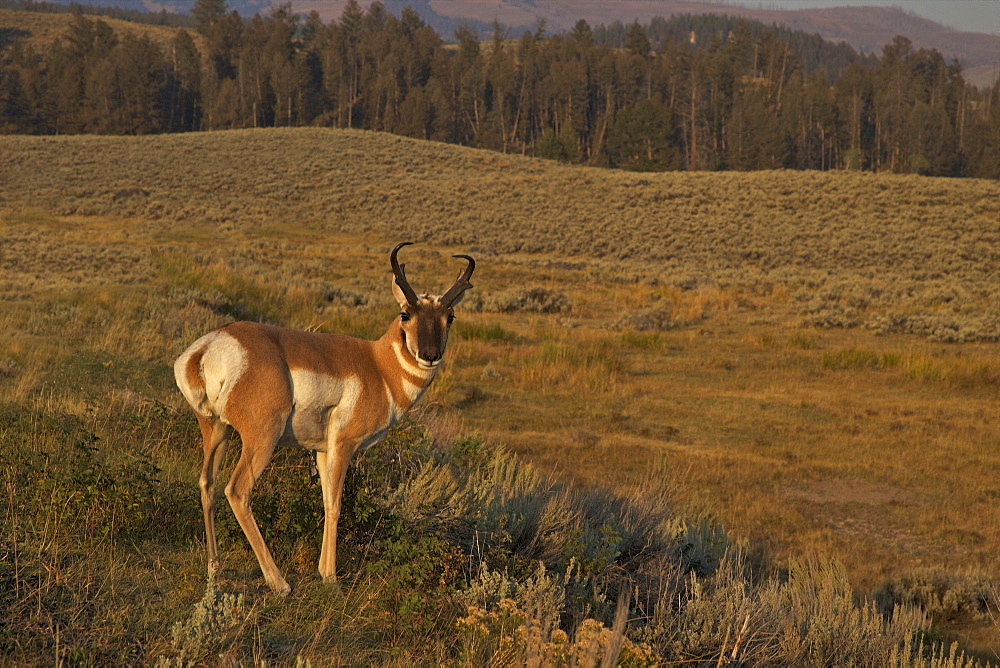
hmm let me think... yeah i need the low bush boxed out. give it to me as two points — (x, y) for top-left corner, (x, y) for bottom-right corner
(472, 287), (572, 314)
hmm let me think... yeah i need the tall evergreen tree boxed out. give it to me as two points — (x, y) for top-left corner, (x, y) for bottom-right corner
(166, 29), (202, 131)
(607, 97), (677, 170)
(192, 0), (228, 36)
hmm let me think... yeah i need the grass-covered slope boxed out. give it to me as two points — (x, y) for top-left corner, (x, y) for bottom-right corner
(0, 8), (198, 53)
(1, 128), (998, 664)
(3, 127), (998, 340)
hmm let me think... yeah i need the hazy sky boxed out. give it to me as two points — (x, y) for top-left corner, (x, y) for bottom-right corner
(728, 0), (1000, 35)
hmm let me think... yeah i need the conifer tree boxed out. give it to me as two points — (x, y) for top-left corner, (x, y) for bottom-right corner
(166, 29), (202, 131)
(192, 0), (228, 36)
(4, 4), (995, 177)
(607, 98), (677, 170)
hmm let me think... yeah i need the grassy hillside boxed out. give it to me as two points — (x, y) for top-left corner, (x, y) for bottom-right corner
(0, 8), (201, 53)
(2, 127), (999, 664)
(3, 128), (998, 339)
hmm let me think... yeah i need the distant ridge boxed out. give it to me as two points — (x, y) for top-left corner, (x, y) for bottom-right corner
(13, 0), (999, 86)
(295, 0), (1000, 87)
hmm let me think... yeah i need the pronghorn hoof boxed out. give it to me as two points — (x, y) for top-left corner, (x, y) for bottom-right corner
(267, 578), (292, 596)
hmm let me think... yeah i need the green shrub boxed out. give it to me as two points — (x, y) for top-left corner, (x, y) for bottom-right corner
(0, 404), (196, 545)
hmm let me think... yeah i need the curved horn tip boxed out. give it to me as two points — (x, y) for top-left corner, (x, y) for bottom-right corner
(453, 254), (476, 279)
(390, 242), (420, 306)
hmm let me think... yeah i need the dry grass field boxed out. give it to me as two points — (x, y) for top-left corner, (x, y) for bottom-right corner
(2, 127), (999, 663)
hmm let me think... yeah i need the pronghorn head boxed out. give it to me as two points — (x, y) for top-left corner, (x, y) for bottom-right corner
(390, 242), (475, 370)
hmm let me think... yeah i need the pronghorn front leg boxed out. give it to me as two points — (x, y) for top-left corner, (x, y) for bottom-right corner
(316, 442), (355, 583)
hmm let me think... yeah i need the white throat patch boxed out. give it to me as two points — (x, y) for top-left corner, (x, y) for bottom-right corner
(393, 340), (434, 380)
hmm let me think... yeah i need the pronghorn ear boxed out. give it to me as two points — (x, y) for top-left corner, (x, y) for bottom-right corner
(391, 277), (410, 308)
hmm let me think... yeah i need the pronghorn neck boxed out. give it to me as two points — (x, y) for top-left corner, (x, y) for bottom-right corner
(375, 322), (438, 406)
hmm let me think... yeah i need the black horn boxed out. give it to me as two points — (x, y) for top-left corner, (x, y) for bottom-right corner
(439, 254), (476, 307)
(390, 242), (420, 306)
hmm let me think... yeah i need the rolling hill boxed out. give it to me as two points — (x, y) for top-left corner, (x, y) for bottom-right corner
(0, 7), (204, 53)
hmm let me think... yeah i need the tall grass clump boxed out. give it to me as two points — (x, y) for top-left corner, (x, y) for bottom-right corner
(514, 335), (630, 388)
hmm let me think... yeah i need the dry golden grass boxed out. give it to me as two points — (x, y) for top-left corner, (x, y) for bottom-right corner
(2, 128), (999, 656)
(2, 128), (997, 342)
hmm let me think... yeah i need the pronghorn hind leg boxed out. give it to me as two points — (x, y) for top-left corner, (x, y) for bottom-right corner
(196, 414), (230, 577)
(225, 425), (291, 595)
(316, 442), (355, 583)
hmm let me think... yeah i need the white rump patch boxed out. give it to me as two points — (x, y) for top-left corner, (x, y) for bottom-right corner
(173, 330), (248, 423)
(201, 332), (250, 424)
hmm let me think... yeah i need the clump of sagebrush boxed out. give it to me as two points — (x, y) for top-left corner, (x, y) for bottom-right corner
(376, 434), (986, 666)
(643, 557), (938, 665)
(158, 575), (249, 666)
(874, 569), (996, 628)
(455, 561), (653, 666)
(607, 284), (735, 332)
(609, 304), (677, 331)
(466, 287), (572, 314)
(866, 311), (1000, 343)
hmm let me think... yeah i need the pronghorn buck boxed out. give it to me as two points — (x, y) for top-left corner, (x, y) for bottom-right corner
(174, 242), (475, 594)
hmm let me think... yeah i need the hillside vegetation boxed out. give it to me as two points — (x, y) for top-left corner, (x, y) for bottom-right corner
(2, 127), (999, 664)
(0, 7), (198, 52)
(4, 127), (999, 341)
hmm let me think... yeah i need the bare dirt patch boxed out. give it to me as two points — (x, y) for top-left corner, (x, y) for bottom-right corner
(785, 478), (920, 506)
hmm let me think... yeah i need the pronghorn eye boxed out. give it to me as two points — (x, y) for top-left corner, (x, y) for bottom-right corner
(399, 312), (410, 322)
(446, 313), (455, 324)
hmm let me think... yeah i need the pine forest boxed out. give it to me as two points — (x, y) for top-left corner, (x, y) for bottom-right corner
(1, 0), (999, 178)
